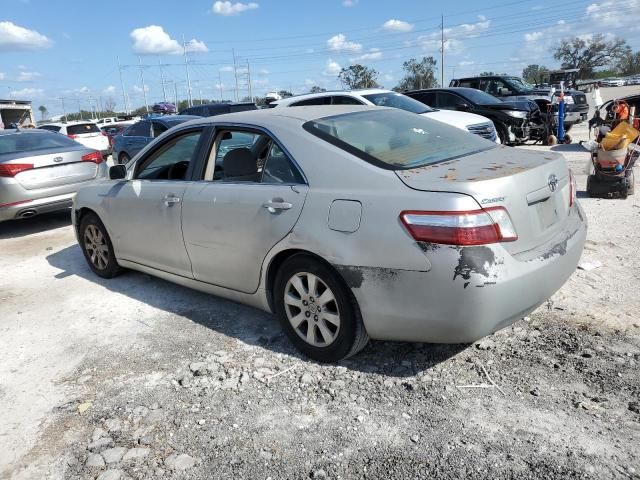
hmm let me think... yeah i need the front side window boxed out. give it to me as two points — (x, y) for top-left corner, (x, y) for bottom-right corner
(204, 129), (303, 184)
(303, 109), (495, 170)
(362, 92), (434, 114)
(125, 122), (151, 137)
(437, 92), (466, 109)
(331, 96), (363, 105)
(136, 131), (201, 180)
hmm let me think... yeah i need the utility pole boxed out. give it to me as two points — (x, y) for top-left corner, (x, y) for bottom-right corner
(59, 97), (67, 122)
(440, 15), (445, 87)
(232, 49), (239, 102)
(77, 98), (82, 120)
(174, 81), (179, 108)
(218, 72), (223, 101)
(159, 57), (167, 102)
(117, 56), (128, 114)
(138, 56), (149, 113)
(183, 35), (193, 107)
(247, 59), (252, 101)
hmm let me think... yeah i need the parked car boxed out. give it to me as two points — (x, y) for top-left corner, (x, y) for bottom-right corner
(450, 75), (589, 126)
(96, 117), (119, 127)
(601, 78), (626, 87)
(100, 123), (129, 151)
(180, 102), (257, 117)
(38, 121), (110, 157)
(73, 106), (586, 362)
(404, 87), (536, 144)
(111, 115), (199, 164)
(273, 89), (499, 142)
(0, 129), (106, 222)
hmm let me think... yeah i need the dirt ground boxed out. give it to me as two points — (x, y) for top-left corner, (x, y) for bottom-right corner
(1, 86), (639, 480)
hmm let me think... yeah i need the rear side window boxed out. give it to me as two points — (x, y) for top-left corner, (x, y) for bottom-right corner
(409, 92), (436, 107)
(291, 97), (331, 106)
(67, 123), (101, 135)
(39, 125), (61, 133)
(331, 96), (363, 105)
(0, 132), (77, 154)
(436, 92), (466, 109)
(456, 79), (479, 88)
(124, 122), (151, 137)
(303, 109), (495, 170)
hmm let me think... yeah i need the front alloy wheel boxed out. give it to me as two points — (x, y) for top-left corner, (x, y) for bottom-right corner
(284, 272), (341, 347)
(84, 225), (109, 270)
(79, 212), (122, 279)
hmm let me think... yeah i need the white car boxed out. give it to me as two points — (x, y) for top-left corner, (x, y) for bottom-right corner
(38, 121), (109, 157)
(601, 78), (625, 87)
(273, 89), (499, 142)
(96, 117), (119, 126)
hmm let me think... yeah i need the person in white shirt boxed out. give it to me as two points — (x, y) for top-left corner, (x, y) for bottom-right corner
(592, 82), (603, 110)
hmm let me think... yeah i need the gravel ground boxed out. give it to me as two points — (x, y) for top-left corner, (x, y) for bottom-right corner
(1, 86), (639, 480)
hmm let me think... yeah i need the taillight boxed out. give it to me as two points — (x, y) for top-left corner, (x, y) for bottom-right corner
(569, 170), (576, 208)
(81, 151), (103, 164)
(400, 207), (518, 246)
(67, 134), (77, 139)
(0, 163), (34, 177)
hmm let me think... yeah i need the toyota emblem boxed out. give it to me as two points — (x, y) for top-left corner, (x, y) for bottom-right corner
(548, 174), (558, 192)
(53, 156), (63, 163)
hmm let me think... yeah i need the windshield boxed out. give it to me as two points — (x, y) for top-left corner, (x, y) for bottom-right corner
(505, 77), (534, 93)
(0, 131), (78, 155)
(460, 89), (503, 105)
(362, 92), (434, 114)
(303, 109), (495, 170)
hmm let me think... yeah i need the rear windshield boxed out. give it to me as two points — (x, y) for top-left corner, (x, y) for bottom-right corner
(362, 92), (434, 114)
(0, 131), (78, 155)
(39, 125), (61, 132)
(303, 109), (496, 170)
(67, 123), (101, 135)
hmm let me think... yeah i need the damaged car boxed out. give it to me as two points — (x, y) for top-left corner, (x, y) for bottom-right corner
(404, 87), (533, 144)
(73, 106), (587, 362)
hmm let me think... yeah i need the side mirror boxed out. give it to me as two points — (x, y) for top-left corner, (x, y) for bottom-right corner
(109, 164), (127, 180)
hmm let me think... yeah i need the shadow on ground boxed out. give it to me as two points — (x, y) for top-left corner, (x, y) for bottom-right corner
(550, 143), (590, 153)
(0, 210), (72, 240)
(46, 244), (466, 377)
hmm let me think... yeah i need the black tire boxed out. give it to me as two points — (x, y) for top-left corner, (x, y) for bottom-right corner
(627, 170), (635, 196)
(274, 254), (369, 363)
(79, 213), (122, 278)
(586, 175), (596, 198)
(118, 152), (130, 165)
(496, 124), (508, 145)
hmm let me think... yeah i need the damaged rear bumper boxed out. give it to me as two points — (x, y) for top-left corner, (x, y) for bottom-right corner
(338, 203), (587, 344)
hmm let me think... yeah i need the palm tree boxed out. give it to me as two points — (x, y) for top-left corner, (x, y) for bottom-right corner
(38, 105), (48, 121)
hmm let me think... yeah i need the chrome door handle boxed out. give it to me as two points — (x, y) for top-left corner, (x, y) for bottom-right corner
(263, 200), (292, 213)
(163, 195), (181, 206)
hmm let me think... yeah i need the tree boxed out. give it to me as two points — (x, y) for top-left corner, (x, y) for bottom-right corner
(37, 105), (47, 120)
(552, 34), (631, 79)
(338, 64), (379, 89)
(309, 86), (326, 93)
(522, 64), (550, 85)
(479, 72), (495, 76)
(104, 97), (116, 112)
(395, 57), (438, 91)
(617, 50), (640, 76)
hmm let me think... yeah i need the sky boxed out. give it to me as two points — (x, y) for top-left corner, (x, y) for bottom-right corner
(1, 0), (639, 117)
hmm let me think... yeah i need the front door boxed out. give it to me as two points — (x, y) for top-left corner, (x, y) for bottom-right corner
(106, 128), (205, 277)
(182, 128), (308, 293)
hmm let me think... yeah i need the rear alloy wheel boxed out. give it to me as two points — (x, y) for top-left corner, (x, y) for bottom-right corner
(79, 213), (122, 278)
(274, 255), (369, 363)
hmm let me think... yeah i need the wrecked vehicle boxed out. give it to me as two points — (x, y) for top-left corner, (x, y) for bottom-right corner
(404, 87), (533, 144)
(72, 106), (587, 362)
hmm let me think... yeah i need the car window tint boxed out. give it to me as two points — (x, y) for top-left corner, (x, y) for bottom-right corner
(437, 92), (466, 109)
(136, 131), (201, 180)
(38, 125), (61, 133)
(66, 123), (101, 135)
(0, 131), (78, 154)
(211, 130), (262, 182)
(291, 97), (331, 106)
(125, 122), (151, 137)
(457, 80), (478, 88)
(152, 122), (168, 137)
(411, 92), (436, 107)
(331, 96), (363, 105)
(262, 142), (304, 184)
(479, 78), (506, 95)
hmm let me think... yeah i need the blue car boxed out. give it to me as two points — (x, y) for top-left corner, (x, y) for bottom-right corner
(112, 115), (199, 164)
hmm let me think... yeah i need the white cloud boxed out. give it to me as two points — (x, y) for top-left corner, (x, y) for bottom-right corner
(64, 86), (90, 95)
(459, 60), (476, 66)
(130, 25), (207, 55)
(104, 85), (117, 94)
(10, 87), (44, 98)
(0, 22), (51, 51)
(323, 59), (341, 76)
(212, 1), (259, 15)
(586, 0), (640, 28)
(327, 34), (362, 53)
(16, 71), (40, 82)
(524, 31), (544, 42)
(342, 0), (358, 5)
(258, 68), (270, 75)
(411, 16), (490, 54)
(0, 72), (5, 80)
(133, 85), (150, 93)
(351, 48), (382, 62)
(382, 19), (414, 33)
(220, 65), (235, 72)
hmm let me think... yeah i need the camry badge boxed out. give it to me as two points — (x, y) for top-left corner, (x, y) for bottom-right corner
(548, 174), (558, 192)
(53, 157), (63, 163)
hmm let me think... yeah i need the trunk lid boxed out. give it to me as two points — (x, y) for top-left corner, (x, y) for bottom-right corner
(8, 148), (99, 189)
(395, 146), (571, 254)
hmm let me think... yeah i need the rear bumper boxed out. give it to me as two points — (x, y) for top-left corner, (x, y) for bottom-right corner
(344, 202), (587, 343)
(0, 193), (75, 221)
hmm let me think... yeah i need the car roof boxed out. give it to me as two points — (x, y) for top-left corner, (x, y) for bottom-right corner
(40, 120), (98, 126)
(274, 88), (394, 105)
(148, 115), (200, 125)
(0, 128), (51, 136)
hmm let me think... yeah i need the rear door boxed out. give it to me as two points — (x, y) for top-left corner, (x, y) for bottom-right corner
(409, 91), (437, 108)
(181, 127), (308, 293)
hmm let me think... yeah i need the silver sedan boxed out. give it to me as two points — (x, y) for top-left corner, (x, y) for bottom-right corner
(0, 129), (107, 222)
(72, 106), (587, 362)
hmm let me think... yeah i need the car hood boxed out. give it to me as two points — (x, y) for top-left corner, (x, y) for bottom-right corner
(421, 109), (493, 130)
(480, 101), (532, 112)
